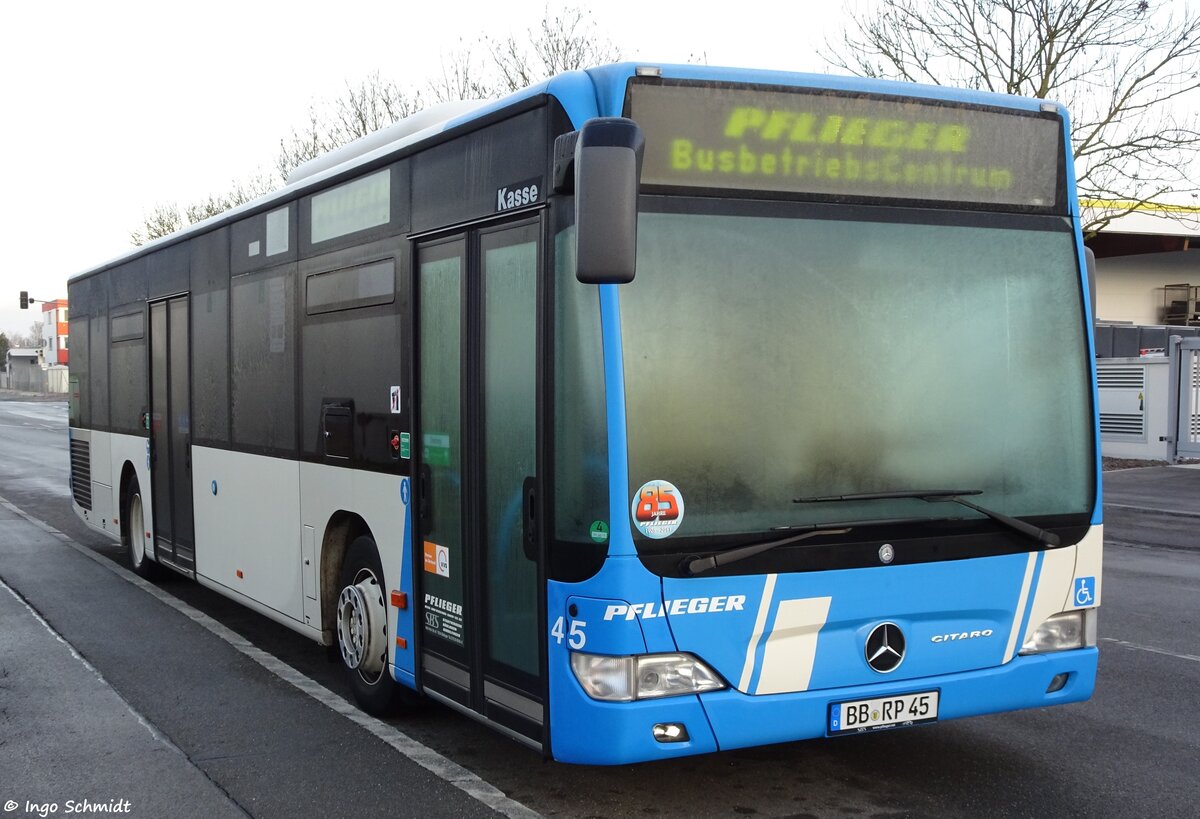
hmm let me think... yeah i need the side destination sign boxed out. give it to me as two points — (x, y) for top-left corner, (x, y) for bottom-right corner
(629, 82), (1063, 209)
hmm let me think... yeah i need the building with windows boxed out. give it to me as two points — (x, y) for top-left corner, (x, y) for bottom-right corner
(1085, 202), (1200, 327)
(41, 298), (68, 365)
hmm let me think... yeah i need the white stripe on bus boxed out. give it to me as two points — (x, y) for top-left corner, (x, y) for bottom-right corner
(738, 573), (777, 692)
(1004, 553), (1038, 663)
(754, 596), (833, 695)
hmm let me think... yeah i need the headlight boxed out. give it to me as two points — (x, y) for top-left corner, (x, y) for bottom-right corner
(1020, 610), (1096, 654)
(570, 652), (726, 701)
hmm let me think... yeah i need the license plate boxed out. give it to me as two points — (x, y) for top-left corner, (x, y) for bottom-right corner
(829, 690), (939, 734)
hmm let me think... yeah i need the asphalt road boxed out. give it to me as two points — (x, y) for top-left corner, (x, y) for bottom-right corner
(1, 394), (1197, 818)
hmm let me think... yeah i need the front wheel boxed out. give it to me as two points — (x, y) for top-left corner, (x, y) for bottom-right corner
(124, 477), (156, 579)
(336, 535), (417, 715)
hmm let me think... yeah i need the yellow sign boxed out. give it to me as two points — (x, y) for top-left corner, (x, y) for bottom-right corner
(630, 83), (1063, 208)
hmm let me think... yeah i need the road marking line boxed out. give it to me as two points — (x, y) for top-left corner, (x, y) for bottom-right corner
(0, 495), (540, 819)
(1101, 637), (1200, 664)
(0, 575), (252, 818)
(1104, 537), (1199, 555)
(1104, 502), (1200, 520)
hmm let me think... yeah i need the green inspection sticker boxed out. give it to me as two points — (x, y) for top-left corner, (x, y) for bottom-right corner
(589, 520), (610, 543)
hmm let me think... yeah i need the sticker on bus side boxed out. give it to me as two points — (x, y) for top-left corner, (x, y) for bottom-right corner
(423, 540), (450, 578)
(632, 480), (685, 539)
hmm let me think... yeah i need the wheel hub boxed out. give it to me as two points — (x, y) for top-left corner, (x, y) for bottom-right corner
(129, 494), (145, 564)
(337, 571), (386, 679)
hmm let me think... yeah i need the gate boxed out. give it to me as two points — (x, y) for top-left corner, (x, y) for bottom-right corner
(1169, 336), (1200, 460)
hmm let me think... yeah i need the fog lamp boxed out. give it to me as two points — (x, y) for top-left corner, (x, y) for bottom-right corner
(1046, 672), (1070, 693)
(653, 723), (690, 743)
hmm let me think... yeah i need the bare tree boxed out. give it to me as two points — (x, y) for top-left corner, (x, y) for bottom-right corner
(131, 4), (622, 245)
(428, 41), (498, 103)
(430, 4), (622, 102)
(486, 5), (621, 94)
(825, 0), (1200, 234)
(185, 173), (278, 223)
(277, 73), (424, 180)
(28, 320), (44, 348)
(129, 203), (183, 246)
(130, 172), (278, 248)
(334, 72), (424, 138)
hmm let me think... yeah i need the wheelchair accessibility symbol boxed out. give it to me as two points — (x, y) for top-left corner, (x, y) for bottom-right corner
(1074, 576), (1095, 607)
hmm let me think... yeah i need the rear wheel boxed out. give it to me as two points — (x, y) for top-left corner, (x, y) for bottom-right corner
(336, 535), (417, 714)
(123, 477), (156, 579)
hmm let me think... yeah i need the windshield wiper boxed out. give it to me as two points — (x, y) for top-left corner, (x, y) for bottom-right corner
(681, 516), (938, 576)
(682, 527), (852, 576)
(793, 489), (1061, 548)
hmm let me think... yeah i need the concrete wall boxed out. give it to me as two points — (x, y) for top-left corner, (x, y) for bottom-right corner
(6, 357), (44, 392)
(1095, 251), (1200, 325)
(2, 361), (68, 393)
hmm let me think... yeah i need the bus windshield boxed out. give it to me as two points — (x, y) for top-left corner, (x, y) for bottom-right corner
(620, 200), (1094, 551)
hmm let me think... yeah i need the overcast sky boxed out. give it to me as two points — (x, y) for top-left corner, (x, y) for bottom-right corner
(0, 0), (856, 337)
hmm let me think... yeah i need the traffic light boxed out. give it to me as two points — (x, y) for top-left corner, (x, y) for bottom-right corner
(19, 290), (28, 309)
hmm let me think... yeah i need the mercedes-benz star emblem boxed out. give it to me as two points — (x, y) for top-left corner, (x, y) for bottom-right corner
(865, 622), (906, 673)
(879, 543), (895, 564)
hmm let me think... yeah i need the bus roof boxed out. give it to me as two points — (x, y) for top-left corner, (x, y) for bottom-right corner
(70, 62), (1064, 284)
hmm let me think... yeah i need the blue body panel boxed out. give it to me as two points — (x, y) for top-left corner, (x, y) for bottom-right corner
(703, 648), (1096, 751)
(393, 476), (416, 689)
(664, 553), (1038, 694)
(547, 550), (1095, 764)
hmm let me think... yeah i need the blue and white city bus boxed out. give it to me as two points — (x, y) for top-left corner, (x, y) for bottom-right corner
(68, 63), (1101, 765)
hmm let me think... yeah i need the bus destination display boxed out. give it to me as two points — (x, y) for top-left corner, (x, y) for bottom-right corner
(630, 82), (1063, 208)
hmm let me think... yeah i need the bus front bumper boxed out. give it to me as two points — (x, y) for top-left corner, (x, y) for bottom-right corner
(550, 648), (1097, 764)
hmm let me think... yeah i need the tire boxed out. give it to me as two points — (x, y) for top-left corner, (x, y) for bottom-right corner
(123, 476), (156, 579)
(336, 535), (417, 715)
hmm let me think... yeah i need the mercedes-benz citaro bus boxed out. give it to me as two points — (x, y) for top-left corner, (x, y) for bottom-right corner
(67, 63), (1101, 765)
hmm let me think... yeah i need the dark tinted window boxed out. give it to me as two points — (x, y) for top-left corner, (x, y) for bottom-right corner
(109, 336), (146, 435)
(68, 317), (89, 427)
(111, 311), (144, 341)
(89, 312), (109, 428)
(310, 170), (390, 244)
(192, 229), (230, 445)
(231, 265), (296, 452)
(301, 307), (403, 464)
(306, 259), (395, 314)
(110, 306), (147, 435)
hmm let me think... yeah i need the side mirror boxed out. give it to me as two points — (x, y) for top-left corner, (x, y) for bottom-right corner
(574, 118), (644, 284)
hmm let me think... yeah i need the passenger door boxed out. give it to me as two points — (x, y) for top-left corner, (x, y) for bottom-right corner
(148, 295), (195, 572)
(415, 218), (544, 743)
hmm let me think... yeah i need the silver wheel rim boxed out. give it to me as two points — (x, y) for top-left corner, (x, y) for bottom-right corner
(129, 493), (146, 566)
(337, 568), (387, 684)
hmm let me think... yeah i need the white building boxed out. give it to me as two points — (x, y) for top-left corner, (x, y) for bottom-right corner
(40, 298), (69, 365)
